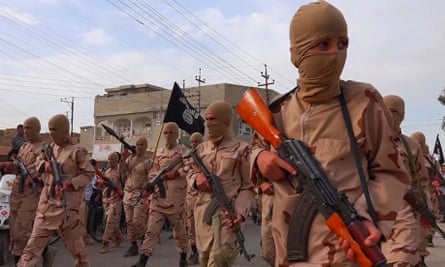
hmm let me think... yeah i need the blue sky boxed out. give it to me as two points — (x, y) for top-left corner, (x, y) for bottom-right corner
(0, 0), (444, 150)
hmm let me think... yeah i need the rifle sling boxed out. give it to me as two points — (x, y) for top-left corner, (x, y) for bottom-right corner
(338, 88), (380, 232)
(286, 190), (318, 262)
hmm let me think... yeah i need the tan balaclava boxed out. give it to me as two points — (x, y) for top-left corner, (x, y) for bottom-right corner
(290, 0), (348, 103)
(23, 116), (42, 143)
(48, 114), (70, 146)
(190, 132), (203, 149)
(411, 131), (429, 154)
(135, 136), (148, 155)
(205, 100), (233, 144)
(108, 152), (120, 168)
(163, 122), (179, 148)
(383, 95), (405, 136)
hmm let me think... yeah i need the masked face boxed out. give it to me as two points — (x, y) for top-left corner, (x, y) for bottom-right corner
(205, 100), (233, 144)
(289, 1), (348, 103)
(135, 136), (148, 155)
(190, 132), (203, 149)
(108, 152), (120, 168)
(383, 95), (405, 135)
(48, 114), (70, 146)
(163, 123), (179, 148)
(23, 117), (41, 143)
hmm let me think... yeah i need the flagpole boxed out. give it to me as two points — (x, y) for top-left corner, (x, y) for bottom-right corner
(151, 123), (164, 160)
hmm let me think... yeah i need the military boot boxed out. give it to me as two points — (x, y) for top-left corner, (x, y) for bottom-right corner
(100, 242), (110, 254)
(124, 242), (139, 257)
(179, 252), (188, 267)
(130, 254), (149, 267)
(42, 246), (58, 267)
(114, 234), (124, 248)
(188, 244), (199, 265)
(187, 253), (199, 265)
(419, 256), (428, 267)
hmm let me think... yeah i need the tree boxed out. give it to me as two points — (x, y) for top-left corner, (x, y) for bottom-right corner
(439, 89), (445, 131)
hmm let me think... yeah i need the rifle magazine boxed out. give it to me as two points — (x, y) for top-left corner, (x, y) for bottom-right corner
(203, 197), (220, 225)
(287, 191), (318, 262)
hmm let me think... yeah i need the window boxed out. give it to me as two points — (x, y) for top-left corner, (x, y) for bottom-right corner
(238, 119), (253, 136)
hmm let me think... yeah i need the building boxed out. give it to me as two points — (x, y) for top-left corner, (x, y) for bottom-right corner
(90, 82), (277, 160)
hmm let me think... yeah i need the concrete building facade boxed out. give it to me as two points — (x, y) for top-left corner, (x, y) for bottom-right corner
(91, 82), (277, 160)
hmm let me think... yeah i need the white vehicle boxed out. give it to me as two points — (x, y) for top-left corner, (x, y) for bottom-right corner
(0, 174), (14, 265)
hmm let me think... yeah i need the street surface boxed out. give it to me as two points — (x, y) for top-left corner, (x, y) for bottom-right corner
(4, 221), (445, 266)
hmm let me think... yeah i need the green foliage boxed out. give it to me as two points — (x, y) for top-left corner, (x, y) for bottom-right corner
(440, 89), (445, 132)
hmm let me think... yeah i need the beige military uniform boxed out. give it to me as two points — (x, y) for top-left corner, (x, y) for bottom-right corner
(251, 81), (410, 266)
(184, 157), (199, 247)
(102, 166), (124, 243)
(10, 142), (43, 257)
(18, 141), (95, 267)
(190, 135), (255, 266)
(139, 143), (189, 255)
(123, 154), (152, 243)
(260, 188), (275, 266)
(382, 135), (429, 265)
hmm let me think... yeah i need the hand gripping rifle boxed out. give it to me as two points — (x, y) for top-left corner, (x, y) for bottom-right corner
(12, 156), (37, 194)
(189, 149), (255, 262)
(133, 154), (187, 207)
(101, 124), (136, 154)
(236, 88), (387, 267)
(42, 144), (69, 220)
(90, 159), (123, 198)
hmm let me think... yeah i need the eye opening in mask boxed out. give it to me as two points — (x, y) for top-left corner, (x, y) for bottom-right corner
(163, 131), (174, 134)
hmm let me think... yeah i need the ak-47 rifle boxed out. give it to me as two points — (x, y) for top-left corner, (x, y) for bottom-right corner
(189, 149), (255, 262)
(12, 156), (37, 194)
(90, 159), (123, 198)
(101, 124), (136, 154)
(42, 143), (69, 220)
(133, 154), (187, 207)
(399, 136), (445, 239)
(236, 88), (387, 267)
(404, 188), (445, 239)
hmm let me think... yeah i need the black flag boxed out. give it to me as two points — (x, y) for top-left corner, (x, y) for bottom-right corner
(163, 82), (205, 135)
(433, 134), (444, 165)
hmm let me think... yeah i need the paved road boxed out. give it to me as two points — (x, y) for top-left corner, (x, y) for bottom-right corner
(4, 222), (445, 266)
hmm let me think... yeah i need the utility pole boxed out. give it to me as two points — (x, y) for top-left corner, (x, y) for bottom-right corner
(257, 64), (275, 104)
(194, 68), (205, 111)
(61, 96), (74, 136)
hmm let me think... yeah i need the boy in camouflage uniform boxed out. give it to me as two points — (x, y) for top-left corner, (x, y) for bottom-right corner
(190, 100), (254, 267)
(382, 95), (430, 266)
(249, 2), (409, 266)
(18, 114), (95, 267)
(122, 136), (153, 257)
(132, 122), (189, 267)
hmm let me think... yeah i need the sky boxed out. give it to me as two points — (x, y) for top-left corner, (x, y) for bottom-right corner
(0, 0), (444, 150)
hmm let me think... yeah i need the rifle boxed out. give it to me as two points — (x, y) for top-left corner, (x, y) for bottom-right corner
(399, 136), (445, 239)
(189, 149), (255, 262)
(101, 124), (136, 154)
(236, 88), (386, 267)
(90, 159), (123, 198)
(133, 154), (186, 207)
(404, 188), (445, 239)
(42, 143), (69, 220)
(12, 156), (37, 194)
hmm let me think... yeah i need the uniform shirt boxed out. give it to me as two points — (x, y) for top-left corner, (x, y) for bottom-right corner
(149, 143), (188, 214)
(35, 140), (95, 229)
(190, 135), (254, 251)
(10, 141), (43, 212)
